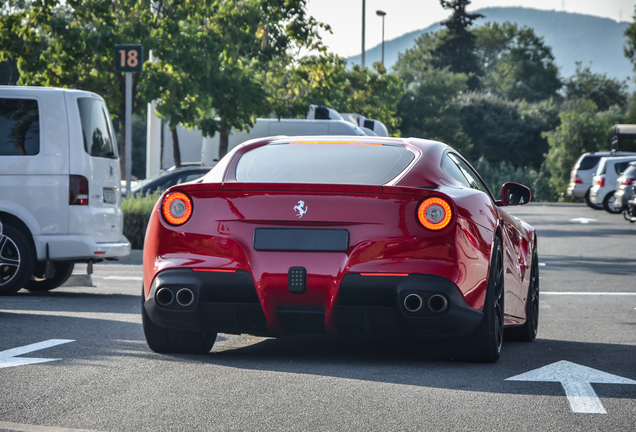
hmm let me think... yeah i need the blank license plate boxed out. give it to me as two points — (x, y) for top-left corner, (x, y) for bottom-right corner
(103, 188), (116, 204)
(254, 228), (349, 251)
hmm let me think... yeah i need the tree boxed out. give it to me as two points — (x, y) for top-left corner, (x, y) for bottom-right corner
(459, 93), (556, 169)
(564, 62), (628, 111)
(397, 66), (471, 154)
(265, 54), (403, 134)
(431, 0), (483, 90)
(473, 22), (562, 102)
(543, 99), (623, 193)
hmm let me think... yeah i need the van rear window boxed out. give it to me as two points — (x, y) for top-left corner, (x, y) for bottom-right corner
(235, 142), (415, 185)
(0, 98), (39, 156)
(78, 98), (117, 159)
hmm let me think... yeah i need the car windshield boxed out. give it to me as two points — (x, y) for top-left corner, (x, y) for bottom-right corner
(235, 142), (415, 185)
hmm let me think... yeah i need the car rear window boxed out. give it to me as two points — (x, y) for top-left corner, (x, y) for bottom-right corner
(577, 155), (602, 171)
(615, 161), (636, 174)
(0, 98), (39, 156)
(77, 97), (117, 159)
(235, 142), (415, 185)
(623, 164), (636, 178)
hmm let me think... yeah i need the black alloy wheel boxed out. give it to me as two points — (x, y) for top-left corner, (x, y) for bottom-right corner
(0, 224), (35, 295)
(505, 244), (539, 342)
(459, 236), (504, 363)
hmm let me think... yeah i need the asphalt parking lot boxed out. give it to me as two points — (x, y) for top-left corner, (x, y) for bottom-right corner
(1, 203), (635, 432)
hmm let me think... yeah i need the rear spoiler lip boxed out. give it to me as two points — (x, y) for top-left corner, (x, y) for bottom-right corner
(170, 182), (440, 197)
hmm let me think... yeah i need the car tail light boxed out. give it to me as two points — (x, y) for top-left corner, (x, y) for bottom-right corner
(69, 175), (89, 205)
(162, 192), (193, 225)
(574, 174), (583, 184)
(597, 177), (605, 187)
(622, 179), (634, 186)
(417, 197), (452, 231)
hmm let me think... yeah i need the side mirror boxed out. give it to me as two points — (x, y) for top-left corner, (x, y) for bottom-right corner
(499, 182), (531, 206)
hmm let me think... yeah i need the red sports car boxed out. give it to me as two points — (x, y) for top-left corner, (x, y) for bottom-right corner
(142, 136), (539, 362)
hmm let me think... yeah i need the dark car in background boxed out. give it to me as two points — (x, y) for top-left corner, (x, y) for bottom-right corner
(126, 166), (211, 197)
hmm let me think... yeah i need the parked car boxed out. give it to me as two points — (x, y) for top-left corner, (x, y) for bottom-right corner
(141, 136), (539, 363)
(589, 156), (636, 213)
(125, 166), (211, 197)
(614, 161), (636, 213)
(0, 86), (130, 295)
(566, 151), (636, 208)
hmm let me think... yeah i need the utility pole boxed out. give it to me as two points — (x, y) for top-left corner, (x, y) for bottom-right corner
(361, 0), (366, 67)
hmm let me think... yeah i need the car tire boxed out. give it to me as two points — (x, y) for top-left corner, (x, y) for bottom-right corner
(602, 192), (622, 214)
(504, 245), (539, 342)
(0, 224), (36, 295)
(25, 262), (75, 292)
(585, 189), (602, 210)
(142, 289), (217, 354)
(459, 236), (504, 363)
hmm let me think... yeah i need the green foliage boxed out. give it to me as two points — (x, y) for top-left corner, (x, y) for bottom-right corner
(543, 100), (624, 194)
(433, 0), (483, 90)
(265, 54), (403, 134)
(113, 113), (147, 180)
(473, 22), (561, 102)
(397, 66), (471, 154)
(474, 157), (557, 202)
(459, 93), (557, 169)
(564, 62), (628, 111)
(121, 190), (162, 250)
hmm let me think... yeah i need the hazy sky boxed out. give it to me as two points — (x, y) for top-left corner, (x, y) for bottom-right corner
(306, 0), (636, 58)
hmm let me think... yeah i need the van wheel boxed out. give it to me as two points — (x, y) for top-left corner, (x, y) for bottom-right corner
(25, 262), (75, 292)
(0, 224), (36, 295)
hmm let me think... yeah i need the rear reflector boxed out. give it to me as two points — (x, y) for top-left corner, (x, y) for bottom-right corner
(69, 175), (89, 205)
(360, 273), (409, 277)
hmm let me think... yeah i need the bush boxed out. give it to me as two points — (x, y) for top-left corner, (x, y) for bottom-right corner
(121, 191), (162, 250)
(474, 157), (558, 202)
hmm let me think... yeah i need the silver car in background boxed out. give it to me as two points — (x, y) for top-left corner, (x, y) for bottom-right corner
(567, 151), (636, 209)
(589, 156), (636, 213)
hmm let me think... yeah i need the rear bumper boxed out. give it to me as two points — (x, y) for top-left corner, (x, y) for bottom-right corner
(566, 183), (588, 199)
(143, 269), (484, 339)
(34, 234), (131, 261)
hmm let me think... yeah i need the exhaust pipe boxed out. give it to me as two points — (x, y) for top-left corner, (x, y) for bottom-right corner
(404, 293), (423, 313)
(428, 294), (449, 313)
(156, 288), (174, 307)
(176, 288), (195, 307)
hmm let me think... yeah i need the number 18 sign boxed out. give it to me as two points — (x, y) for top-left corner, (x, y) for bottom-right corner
(115, 44), (143, 72)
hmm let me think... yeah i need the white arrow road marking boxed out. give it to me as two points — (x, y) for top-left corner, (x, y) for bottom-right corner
(0, 339), (75, 369)
(569, 217), (597, 224)
(506, 360), (636, 414)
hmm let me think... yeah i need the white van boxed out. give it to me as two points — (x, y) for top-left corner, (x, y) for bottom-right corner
(0, 86), (130, 295)
(201, 118), (366, 166)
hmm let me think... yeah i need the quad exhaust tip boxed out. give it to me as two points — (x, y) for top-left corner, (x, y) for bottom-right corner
(156, 288), (174, 307)
(176, 288), (195, 307)
(403, 293), (449, 313)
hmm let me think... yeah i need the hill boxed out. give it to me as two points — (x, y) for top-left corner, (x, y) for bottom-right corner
(348, 7), (634, 83)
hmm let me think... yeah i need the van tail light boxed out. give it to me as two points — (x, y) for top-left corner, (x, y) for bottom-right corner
(597, 177), (605, 187)
(162, 192), (193, 225)
(69, 175), (89, 205)
(417, 197), (453, 231)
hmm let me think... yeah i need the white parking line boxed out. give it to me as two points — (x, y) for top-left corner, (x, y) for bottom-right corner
(0, 420), (101, 432)
(542, 292), (636, 296)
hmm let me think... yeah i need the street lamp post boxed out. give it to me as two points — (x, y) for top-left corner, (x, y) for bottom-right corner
(362, 0), (366, 67)
(376, 10), (386, 67)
